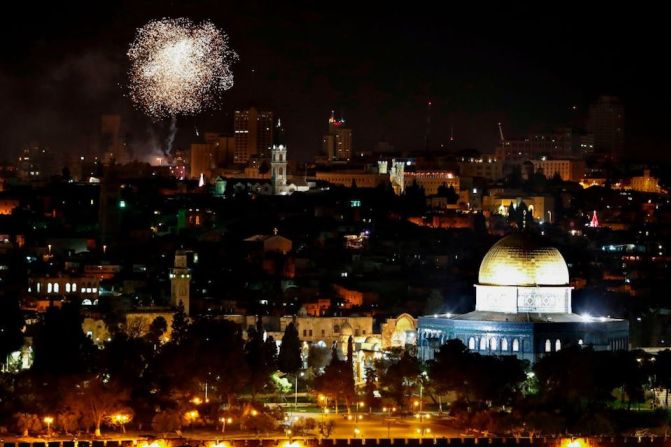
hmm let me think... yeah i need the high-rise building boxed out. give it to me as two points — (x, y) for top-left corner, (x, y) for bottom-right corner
(234, 107), (274, 164)
(323, 111), (352, 161)
(587, 96), (624, 160)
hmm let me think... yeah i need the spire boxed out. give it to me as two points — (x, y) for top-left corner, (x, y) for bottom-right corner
(274, 118), (285, 147)
(590, 210), (599, 228)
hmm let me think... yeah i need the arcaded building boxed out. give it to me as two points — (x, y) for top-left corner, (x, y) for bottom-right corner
(418, 232), (629, 363)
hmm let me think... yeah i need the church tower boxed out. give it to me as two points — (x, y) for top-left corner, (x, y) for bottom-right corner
(170, 250), (191, 314)
(271, 119), (287, 195)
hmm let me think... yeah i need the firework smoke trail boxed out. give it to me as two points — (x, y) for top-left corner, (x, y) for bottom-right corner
(165, 116), (178, 155)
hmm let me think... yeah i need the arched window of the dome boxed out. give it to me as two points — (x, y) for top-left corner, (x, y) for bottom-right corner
(490, 337), (498, 350)
(501, 338), (508, 351)
(512, 339), (519, 352)
(555, 339), (561, 351)
(479, 338), (487, 351)
(545, 339), (551, 353)
(468, 337), (475, 350)
(47, 283), (53, 294)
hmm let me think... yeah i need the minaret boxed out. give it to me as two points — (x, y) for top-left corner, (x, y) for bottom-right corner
(271, 119), (287, 195)
(170, 250), (191, 314)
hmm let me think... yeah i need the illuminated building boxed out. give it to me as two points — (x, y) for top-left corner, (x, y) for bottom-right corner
(170, 250), (191, 314)
(404, 171), (459, 195)
(458, 157), (504, 181)
(495, 132), (574, 161)
(587, 95), (624, 160)
(315, 170), (387, 188)
(482, 192), (555, 223)
(322, 111), (352, 162)
(531, 159), (585, 182)
(234, 107), (274, 164)
(630, 169), (665, 194)
(418, 232), (629, 363)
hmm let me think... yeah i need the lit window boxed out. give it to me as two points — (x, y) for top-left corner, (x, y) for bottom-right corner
(490, 337), (498, 350)
(47, 283), (53, 294)
(512, 339), (519, 352)
(479, 338), (486, 351)
(66, 283), (71, 293)
(501, 338), (508, 351)
(468, 337), (475, 350)
(73, 283), (77, 292)
(555, 339), (561, 351)
(545, 339), (551, 353)
(54, 283), (59, 293)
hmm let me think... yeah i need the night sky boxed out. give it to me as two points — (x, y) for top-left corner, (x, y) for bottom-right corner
(0, 1), (668, 162)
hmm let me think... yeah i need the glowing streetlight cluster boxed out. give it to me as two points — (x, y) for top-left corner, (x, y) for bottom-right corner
(128, 18), (237, 119)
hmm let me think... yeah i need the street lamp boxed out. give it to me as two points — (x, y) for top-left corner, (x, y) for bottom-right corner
(220, 416), (233, 434)
(294, 371), (305, 411)
(353, 427), (361, 438)
(43, 416), (53, 437)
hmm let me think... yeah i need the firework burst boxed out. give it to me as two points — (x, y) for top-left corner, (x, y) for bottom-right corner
(128, 18), (237, 119)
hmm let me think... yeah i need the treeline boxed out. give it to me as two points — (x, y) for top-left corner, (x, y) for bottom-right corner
(2, 301), (671, 436)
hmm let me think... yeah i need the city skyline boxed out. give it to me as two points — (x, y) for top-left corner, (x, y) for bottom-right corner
(0, 2), (668, 162)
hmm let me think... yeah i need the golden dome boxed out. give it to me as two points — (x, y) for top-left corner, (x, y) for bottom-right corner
(478, 233), (569, 286)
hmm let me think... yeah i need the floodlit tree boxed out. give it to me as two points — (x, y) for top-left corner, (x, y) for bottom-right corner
(14, 413), (42, 437)
(61, 377), (131, 437)
(147, 316), (168, 347)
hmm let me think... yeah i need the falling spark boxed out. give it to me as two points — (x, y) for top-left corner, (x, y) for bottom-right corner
(128, 18), (237, 119)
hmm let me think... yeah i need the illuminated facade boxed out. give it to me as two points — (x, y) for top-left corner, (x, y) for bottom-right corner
(418, 232), (629, 363)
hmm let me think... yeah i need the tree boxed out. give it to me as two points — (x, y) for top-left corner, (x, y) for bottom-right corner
(14, 412), (42, 437)
(245, 320), (277, 400)
(379, 351), (420, 408)
(655, 350), (671, 407)
(278, 322), (302, 375)
(364, 367), (379, 410)
(32, 302), (95, 375)
(170, 301), (189, 345)
(151, 410), (182, 434)
(0, 297), (24, 370)
(314, 346), (355, 413)
(147, 316), (168, 347)
(308, 345), (332, 373)
(61, 377), (131, 436)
